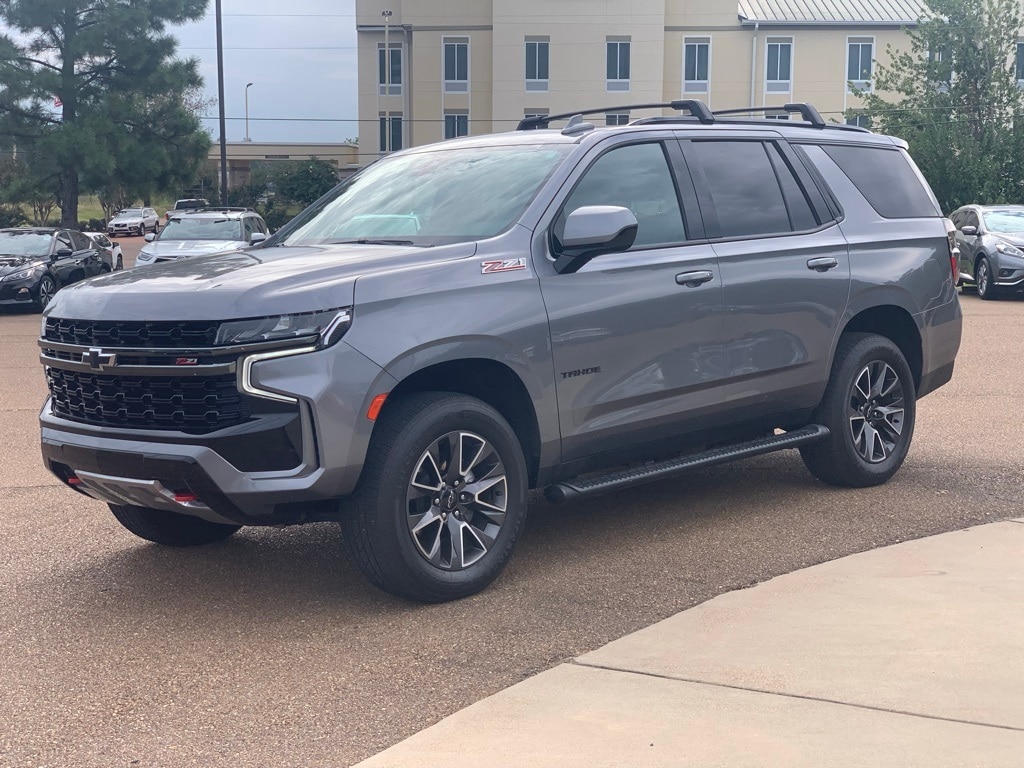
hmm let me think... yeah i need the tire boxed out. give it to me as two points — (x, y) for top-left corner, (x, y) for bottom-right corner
(977, 256), (998, 300)
(33, 275), (56, 312)
(341, 392), (529, 602)
(115, 254), (123, 271)
(109, 503), (241, 546)
(800, 332), (916, 488)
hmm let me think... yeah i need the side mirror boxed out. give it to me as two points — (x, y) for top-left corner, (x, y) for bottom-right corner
(144, 233), (156, 242)
(554, 205), (638, 274)
(960, 225), (978, 236)
(249, 231), (267, 244)
(54, 247), (73, 259)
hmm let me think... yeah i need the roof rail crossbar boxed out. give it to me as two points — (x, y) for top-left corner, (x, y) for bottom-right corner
(516, 99), (713, 131)
(712, 103), (827, 129)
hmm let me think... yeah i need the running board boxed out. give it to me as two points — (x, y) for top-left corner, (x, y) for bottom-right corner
(544, 424), (830, 503)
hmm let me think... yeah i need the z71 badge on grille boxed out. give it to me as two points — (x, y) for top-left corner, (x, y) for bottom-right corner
(481, 258), (527, 274)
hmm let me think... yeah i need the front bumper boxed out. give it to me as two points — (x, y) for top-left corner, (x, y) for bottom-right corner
(40, 341), (396, 525)
(0, 274), (41, 306)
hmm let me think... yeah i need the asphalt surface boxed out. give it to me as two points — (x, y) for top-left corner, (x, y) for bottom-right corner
(1, 241), (1021, 767)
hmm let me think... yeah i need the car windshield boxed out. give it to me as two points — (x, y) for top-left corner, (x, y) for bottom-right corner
(276, 144), (573, 247)
(160, 218), (242, 241)
(983, 210), (1024, 234)
(0, 231), (51, 256)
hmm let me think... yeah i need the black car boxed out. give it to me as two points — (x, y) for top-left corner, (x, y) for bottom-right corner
(0, 227), (108, 312)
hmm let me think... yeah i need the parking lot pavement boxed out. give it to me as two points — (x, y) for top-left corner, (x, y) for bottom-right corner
(1, 292), (1021, 767)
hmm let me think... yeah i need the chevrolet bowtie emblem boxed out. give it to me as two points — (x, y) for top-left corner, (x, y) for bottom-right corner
(84, 347), (117, 370)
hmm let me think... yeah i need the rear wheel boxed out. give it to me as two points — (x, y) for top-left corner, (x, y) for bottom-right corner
(341, 392), (529, 602)
(115, 254), (123, 270)
(800, 333), (916, 488)
(977, 256), (998, 300)
(109, 503), (241, 546)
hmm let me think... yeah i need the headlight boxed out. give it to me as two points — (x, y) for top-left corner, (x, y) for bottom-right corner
(1, 267), (37, 282)
(136, 251), (154, 261)
(996, 241), (1024, 258)
(215, 307), (352, 347)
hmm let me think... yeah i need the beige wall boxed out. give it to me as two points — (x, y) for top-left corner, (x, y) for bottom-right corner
(354, 0), (962, 162)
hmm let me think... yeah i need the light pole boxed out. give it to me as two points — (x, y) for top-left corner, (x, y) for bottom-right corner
(382, 9), (392, 153)
(244, 82), (254, 142)
(215, 0), (228, 205)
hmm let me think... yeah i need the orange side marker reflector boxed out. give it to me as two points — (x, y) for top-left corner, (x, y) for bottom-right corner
(367, 392), (389, 421)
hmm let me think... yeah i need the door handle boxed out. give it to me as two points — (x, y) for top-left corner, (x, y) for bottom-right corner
(806, 257), (839, 272)
(675, 270), (714, 287)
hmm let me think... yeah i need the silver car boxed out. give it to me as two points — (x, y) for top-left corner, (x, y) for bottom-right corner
(107, 207), (159, 237)
(951, 205), (1024, 299)
(135, 208), (269, 266)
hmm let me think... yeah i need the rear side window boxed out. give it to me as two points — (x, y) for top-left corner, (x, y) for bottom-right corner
(690, 140), (792, 238)
(819, 144), (939, 219)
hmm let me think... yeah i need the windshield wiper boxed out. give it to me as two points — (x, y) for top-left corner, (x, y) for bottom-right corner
(326, 238), (426, 246)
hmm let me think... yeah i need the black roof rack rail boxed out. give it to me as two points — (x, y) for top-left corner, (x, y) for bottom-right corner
(516, 99), (714, 131)
(712, 103), (827, 128)
(180, 206), (254, 214)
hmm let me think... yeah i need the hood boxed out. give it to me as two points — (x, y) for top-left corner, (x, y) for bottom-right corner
(139, 239), (247, 261)
(0, 254), (46, 276)
(993, 233), (1024, 247)
(45, 242), (477, 321)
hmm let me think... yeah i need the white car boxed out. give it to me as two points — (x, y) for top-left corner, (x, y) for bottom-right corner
(84, 232), (124, 270)
(136, 208), (269, 266)
(107, 207), (159, 237)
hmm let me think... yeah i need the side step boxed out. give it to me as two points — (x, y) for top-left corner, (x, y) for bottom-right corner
(544, 424), (830, 503)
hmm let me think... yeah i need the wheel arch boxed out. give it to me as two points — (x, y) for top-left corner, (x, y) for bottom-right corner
(382, 358), (544, 487)
(839, 305), (922, 391)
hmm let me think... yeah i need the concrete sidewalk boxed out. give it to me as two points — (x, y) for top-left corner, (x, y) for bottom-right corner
(355, 519), (1024, 767)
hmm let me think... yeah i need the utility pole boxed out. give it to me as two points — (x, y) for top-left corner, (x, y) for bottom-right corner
(215, 0), (228, 205)
(383, 9), (392, 153)
(245, 82), (254, 142)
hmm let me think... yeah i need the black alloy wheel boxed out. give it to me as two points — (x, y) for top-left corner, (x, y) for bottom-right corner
(977, 256), (998, 300)
(34, 275), (56, 312)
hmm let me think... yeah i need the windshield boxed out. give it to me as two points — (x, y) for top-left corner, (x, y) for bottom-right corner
(0, 231), (51, 256)
(160, 218), (243, 241)
(983, 209), (1024, 234)
(117, 209), (144, 217)
(276, 144), (573, 246)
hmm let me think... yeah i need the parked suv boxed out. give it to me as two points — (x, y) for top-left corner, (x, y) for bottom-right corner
(950, 204), (1024, 299)
(107, 207), (159, 237)
(37, 101), (961, 602)
(136, 208), (269, 265)
(165, 197), (210, 223)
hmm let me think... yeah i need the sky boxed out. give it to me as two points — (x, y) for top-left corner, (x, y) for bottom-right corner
(172, 0), (360, 145)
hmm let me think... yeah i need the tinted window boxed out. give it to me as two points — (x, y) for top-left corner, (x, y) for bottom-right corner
(691, 141), (791, 238)
(950, 211), (965, 229)
(966, 211), (980, 230)
(765, 143), (819, 231)
(69, 231), (92, 251)
(820, 144), (939, 219)
(56, 232), (73, 251)
(557, 142), (685, 249)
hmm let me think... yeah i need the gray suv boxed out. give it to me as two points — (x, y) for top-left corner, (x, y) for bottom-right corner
(37, 101), (962, 602)
(951, 205), (1024, 299)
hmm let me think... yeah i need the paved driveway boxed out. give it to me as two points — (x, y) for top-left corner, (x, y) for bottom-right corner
(1, 272), (1020, 767)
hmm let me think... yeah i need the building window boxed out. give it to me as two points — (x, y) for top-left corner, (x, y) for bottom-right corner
(1016, 42), (1024, 87)
(526, 37), (549, 92)
(605, 113), (630, 126)
(765, 37), (792, 93)
(379, 112), (403, 153)
(683, 37), (710, 93)
(444, 111), (469, 139)
(847, 37), (873, 92)
(606, 37), (630, 91)
(846, 113), (871, 129)
(378, 43), (402, 95)
(444, 37), (469, 93)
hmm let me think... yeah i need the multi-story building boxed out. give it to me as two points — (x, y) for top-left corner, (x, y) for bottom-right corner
(355, 0), (1024, 157)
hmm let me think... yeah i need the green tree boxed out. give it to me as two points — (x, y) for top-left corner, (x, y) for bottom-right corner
(0, 0), (211, 227)
(273, 158), (340, 207)
(854, 0), (1024, 211)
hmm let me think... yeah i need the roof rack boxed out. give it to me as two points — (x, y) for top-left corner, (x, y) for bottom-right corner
(177, 206), (254, 215)
(517, 99), (870, 134)
(516, 99), (715, 131)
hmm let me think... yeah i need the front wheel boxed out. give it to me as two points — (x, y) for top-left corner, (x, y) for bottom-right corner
(109, 503), (241, 546)
(800, 333), (916, 488)
(341, 392), (529, 602)
(34, 275), (56, 312)
(977, 256), (998, 300)
(115, 254), (123, 271)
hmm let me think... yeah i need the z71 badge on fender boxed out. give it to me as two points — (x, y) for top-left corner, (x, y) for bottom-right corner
(481, 258), (527, 274)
